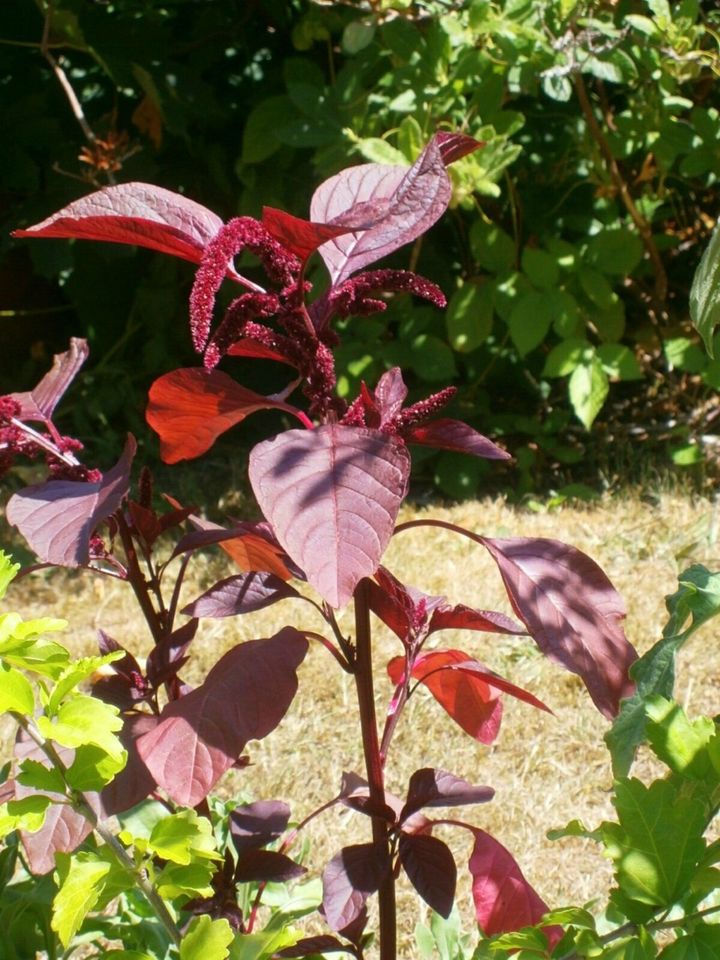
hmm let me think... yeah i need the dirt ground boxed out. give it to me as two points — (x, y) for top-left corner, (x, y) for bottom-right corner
(5, 491), (720, 952)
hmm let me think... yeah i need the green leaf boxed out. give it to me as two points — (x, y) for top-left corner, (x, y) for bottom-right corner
(0, 552), (20, 600)
(155, 861), (216, 899)
(671, 443), (704, 467)
(240, 97), (297, 165)
(508, 292), (554, 357)
(578, 265), (615, 310)
(550, 290), (582, 337)
(410, 334), (457, 381)
(148, 809), (221, 865)
(65, 743), (128, 791)
(659, 923), (720, 959)
(397, 116), (423, 161)
(521, 247), (559, 289)
(543, 338), (591, 377)
(47, 653), (125, 715)
(644, 696), (715, 778)
(602, 778), (705, 907)
(541, 906), (596, 928)
(546, 818), (602, 842)
(690, 217), (720, 357)
(434, 452), (484, 499)
(180, 916), (234, 960)
(568, 356), (609, 429)
(446, 282), (494, 352)
(227, 926), (299, 960)
(341, 20), (376, 55)
(470, 221), (515, 273)
(0, 663), (35, 714)
(597, 344), (643, 381)
(52, 852), (112, 947)
(586, 229), (643, 275)
(2, 794), (52, 834)
(664, 337), (706, 374)
(17, 758), (66, 794)
(353, 137), (407, 164)
(37, 695), (123, 760)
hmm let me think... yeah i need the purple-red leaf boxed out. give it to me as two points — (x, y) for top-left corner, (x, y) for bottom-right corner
(429, 603), (525, 637)
(6, 435), (136, 566)
(249, 425), (410, 608)
(276, 936), (352, 958)
(398, 833), (456, 918)
(402, 768), (494, 820)
(406, 418), (510, 460)
(13, 183), (225, 267)
(388, 650), (503, 744)
(480, 537), (637, 718)
(436, 131), (485, 165)
(469, 829), (561, 947)
(137, 629), (308, 806)
(234, 849), (306, 883)
(311, 134), (481, 283)
(182, 571), (300, 619)
(372, 368), (408, 425)
(146, 368), (302, 464)
(322, 843), (388, 933)
(229, 800), (290, 855)
(262, 207), (351, 262)
(10, 338), (89, 423)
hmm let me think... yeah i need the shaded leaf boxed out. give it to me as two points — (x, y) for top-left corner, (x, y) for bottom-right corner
(229, 800), (290, 856)
(99, 713), (159, 817)
(276, 936), (352, 958)
(429, 603), (525, 637)
(399, 833), (456, 918)
(249, 425), (410, 608)
(183, 572), (300, 619)
(137, 629), (308, 806)
(481, 537), (637, 718)
(322, 843), (388, 932)
(168, 514), (293, 581)
(146, 368), (302, 464)
(690, 216), (720, 356)
(406, 419), (510, 460)
(234, 849), (306, 883)
(6, 436), (136, 567)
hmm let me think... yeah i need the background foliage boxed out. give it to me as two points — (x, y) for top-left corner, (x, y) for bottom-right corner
(3, 0), (720, 495)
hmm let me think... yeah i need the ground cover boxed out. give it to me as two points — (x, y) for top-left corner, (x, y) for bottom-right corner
(6, 490), (718, 954)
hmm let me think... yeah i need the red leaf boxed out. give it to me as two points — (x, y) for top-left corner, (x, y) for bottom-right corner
(226, 339), (297, 365)
(480, 537), (637, 718)
(229, 800), (290, 855)
(146, 367), (302, 464)
(373, 368), (408, 424)
(406, 419), (510, 460)
(311, 134), (465, 283)
(402, 768), (494, 819)
(322, 843), (388, 933)
(262, 206), (351, 261)
(399, 833), (456, 918)
(10, 338), (89, 423)
(249, 425), (410, 608)
(13, 183), (224, 267)
(234, 849), (306, 883)
(469, 828), (561, 947)
(182, 571), (300, 618)
(429, 603), (526, 636)
(137, 629), (308, 806)
(436, 132), (484, 165)
(388, 650), (503, 744)
(6, 435), (136, 566)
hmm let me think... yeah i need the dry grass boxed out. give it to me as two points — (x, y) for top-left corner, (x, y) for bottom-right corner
(6, 491), (720, 953)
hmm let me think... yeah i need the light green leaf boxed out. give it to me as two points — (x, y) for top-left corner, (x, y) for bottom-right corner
(149, 810), (221, 865)
(602, 778), (705, 907)
(17, 758), (66, 794)
(228, 927), (299, 960)
(65, 743), (128, 791)
(671, 443), (703, 467)
(0, 663), (35, 714)
(543, 338), (591, 378)
(47, 652), (124, 716)
(645, 696), (715, 778)
(470, 221), (515, 273)
(664, 337), (706, 373)
(690, 216), (720, 357)
(397, 115), (423, 161)
(354, 137), (406, 165)
(446, 282), (494, 352)
(0, 552), (20, 600)
(155, 861), (216, 899)
(180, 916), (234, 960)
(568, 356), (609, 429)
(37, 695), (123, 760)
(52, 852), (112, 946)
(2, 794), (52, 834)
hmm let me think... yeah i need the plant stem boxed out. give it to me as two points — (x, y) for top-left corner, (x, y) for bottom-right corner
(352, 579), (396, 960)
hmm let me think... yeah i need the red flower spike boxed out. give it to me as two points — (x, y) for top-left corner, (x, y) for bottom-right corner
(329, 269), (446, 320)
(203, 291), (279, 369)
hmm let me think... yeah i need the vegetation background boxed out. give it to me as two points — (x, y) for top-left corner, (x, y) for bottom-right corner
(3, 0), (720, 499)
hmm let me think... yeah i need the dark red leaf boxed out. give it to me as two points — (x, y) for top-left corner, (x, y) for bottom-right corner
(480, 537), (638, 718)
(137, 629), (308, 806)
(182, 571), (300, 619)
(429, 603), (525, 636)
(6, 435), (136, 566)
(168, 515), (294, 581)
(402, 768), (494, 820)
(388, 650), (503, 744)
(322, 843), (388, 933)
(311, 134), (463, 283)
(229, 800), (290, 855)
(406, 419), (510, 460)
(145, 618), (198, 688)
(10, 338), (89, 423)
(234, 849), (306, 883)
(399, 833), (456, 918)
(127, 501), (162, 547)
(226, 339), (297, 365)
(262, 206), (351, 261)
(469, 828), (562, 947)
(249, 425), (410, 608)
(436, 132), (484, 165)
(276, 936), (352, 958)
(13, 183), (227, 268)
(146, 368), (302, 464)
(337, 771), (397, 823)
